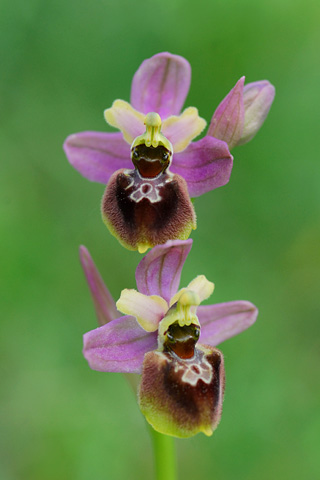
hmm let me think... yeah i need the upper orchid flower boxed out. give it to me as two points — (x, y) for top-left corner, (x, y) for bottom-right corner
(64, 53), (233, 253)
(81, 239), (258, 438)
(64, 53), (274, 253)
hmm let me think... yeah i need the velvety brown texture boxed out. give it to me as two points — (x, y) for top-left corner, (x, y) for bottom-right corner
(139, 346), (225, 437)
(102, 168), (196, 250)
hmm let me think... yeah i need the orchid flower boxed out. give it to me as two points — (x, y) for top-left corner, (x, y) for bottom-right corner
(64, 53), (274, 252)
(81, 239), (258, 438)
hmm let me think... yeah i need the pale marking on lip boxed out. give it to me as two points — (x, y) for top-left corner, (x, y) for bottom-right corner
(155, 350), (213, 386)
(123, 171), (173, 204)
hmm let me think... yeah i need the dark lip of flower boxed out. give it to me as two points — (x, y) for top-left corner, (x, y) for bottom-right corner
(139, 345), (225, 438)
(101, 167), (196, 253)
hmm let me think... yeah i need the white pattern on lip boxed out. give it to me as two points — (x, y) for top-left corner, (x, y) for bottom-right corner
(156, 349), (213, 387)
(124, 171), (173, 204)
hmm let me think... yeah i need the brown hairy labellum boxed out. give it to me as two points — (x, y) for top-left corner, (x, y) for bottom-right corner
(139, 345), (225, 438)
(102, 162), (196, 252)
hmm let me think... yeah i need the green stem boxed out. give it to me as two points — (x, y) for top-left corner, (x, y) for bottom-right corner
(148, 425), (177, 480)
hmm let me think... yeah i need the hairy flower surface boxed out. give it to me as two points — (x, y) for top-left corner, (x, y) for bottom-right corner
(81, 240), (258, 438)
(64, 53), (274, 252)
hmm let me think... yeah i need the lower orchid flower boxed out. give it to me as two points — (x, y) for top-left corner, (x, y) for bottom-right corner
(81, 239), (258, 438)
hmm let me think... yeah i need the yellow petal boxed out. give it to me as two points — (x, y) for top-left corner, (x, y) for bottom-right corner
(170, 276), (214, 307)
(116, 289), (168, 332)
(187, 275), (215, 302)
(104, 100), (145, 145)
(162, 107), (207, 153)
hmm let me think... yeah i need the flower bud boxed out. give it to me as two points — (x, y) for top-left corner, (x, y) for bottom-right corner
(208, 77), (245, 149)
(208, 77), (275, 149)
(237, 80), (275, 145)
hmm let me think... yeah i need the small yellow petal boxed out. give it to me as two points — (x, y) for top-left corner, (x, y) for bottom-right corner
(116, 289), (168, 332)
(169, 287), (186, 307)
(104, 100), (145, 145)
(170, 276), (214, 307)
(162, 107), (207, 153)
(187, 275), (215, 302)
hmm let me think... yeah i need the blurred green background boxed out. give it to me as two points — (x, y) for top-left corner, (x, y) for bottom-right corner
(1, 0), (319, 478)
